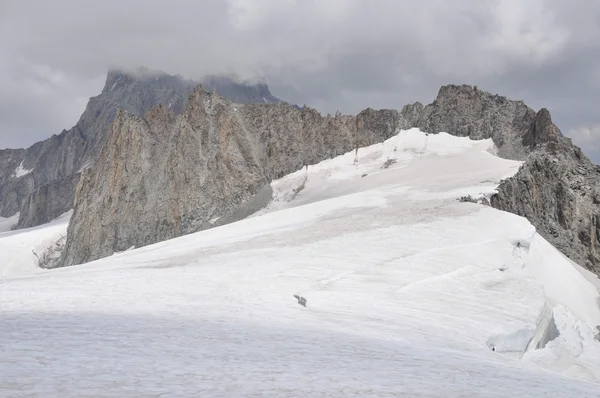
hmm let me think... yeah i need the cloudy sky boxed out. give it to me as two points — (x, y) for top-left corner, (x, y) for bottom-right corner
(1, 0), (599, 161)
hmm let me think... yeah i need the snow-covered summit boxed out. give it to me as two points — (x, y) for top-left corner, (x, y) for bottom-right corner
(1, 129), (599, 396)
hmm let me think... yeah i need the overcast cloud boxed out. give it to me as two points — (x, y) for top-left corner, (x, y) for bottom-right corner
(1, 0), (599, 161)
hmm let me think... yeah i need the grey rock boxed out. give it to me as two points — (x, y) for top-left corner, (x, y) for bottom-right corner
(491, 110), (600, 275)
(382, 159), (397, 169)
(397, 84), (600, 276)
(37, 234), (67, 269)
(0, 148), (31, 216)
(0, 69), (195, 228)
(59, 87), (408, 266)
(399, 102), (424, 128)
(458, 195), (479, 204)
(0, 69), (288, 229)
(293, 294), (307, 307)
(401, 84), (537, 160)
(15, 173), (81, 229)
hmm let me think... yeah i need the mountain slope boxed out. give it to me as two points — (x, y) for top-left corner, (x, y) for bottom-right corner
(59, 86), (407, 266)
(488, 105), (600, 275)
(2, 130), (599, 396)
(0, 210), (71, 277)
(0, 69), (289, 230)
(402, 84), (556, 160)
(402, 85), (600, 275)
(0, 69), (195, 228)
(491, 132), (600, 275)
(60, 84), (558, 268)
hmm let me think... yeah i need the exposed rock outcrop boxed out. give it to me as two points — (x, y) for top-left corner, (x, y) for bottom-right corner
(15, 173), (81, 229)
(402, 84), (537, 160)
(401, 85), (600, 274)
(60, 87), (409, 266)
(0, 69), (289, 229)
(0, 69), (194, 228)
(0, 148), (31, 216)
(491, 111), (600, 275)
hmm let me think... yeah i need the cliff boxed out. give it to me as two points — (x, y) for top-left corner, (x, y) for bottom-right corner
(0, 69), (288, 229)
(60, 86), (409, 266)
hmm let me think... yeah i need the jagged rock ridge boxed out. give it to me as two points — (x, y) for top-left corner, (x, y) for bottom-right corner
(60, 86), (408, 266)
(61, 83), (590, 268)
(491, 110), (600, 275)
(402, 85), (539, 160)
(0, 69), (288, 229)
(7, 78), (600, 277)
(403, 85), (600, 275)
(0, 69), (195, 229)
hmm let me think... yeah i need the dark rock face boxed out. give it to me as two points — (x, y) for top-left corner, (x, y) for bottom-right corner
(0, 148), (30, 216)
(201, 75), (281, 105)
(0, 69), (195, 228)
(399, 84), (600, 275)
(491, 115), (600, 275)
(15, 173), (81, 229)
(402, 84), (537, 160)
(59, 87), (409, 266)
(0, 69), (288, 229)
(521, 108), (563, 153)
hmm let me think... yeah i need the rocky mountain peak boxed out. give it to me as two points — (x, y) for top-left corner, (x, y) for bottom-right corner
(0, 68), (288, 231)
(145, 103), (175, 129)
(435, 83), (478, 99)
(522, 108), (562, 153)
(403, 84), (539, 160)
(103, 67), (194, 94)
(200, 75), (280, 105)
(58, 86), (412, 266)
(102, 69), (135, 93)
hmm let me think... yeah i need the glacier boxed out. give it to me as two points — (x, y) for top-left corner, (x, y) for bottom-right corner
(1, 128), (599, 397)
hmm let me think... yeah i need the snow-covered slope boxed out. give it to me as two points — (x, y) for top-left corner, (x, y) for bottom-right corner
(2, 129), (600, 397)
(0, 212), (19, 233)
(0, 210), (71, 277)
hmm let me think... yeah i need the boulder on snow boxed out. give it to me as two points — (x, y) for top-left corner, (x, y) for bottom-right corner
(293, 294), (307, 307)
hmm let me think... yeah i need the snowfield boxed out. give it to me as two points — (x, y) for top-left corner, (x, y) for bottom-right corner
(1, 129), (600, 397)
(0, 211), (71, 277)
